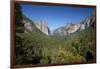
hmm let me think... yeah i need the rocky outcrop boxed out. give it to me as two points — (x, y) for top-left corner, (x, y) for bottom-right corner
(22, 16), (50, 35)
(23, 16), (38, 33)
(53, 15), (94, 36)
(65, 23), (80, 34)
(53, 23), (81, 36)
(34, 20), (50, 35)
(79, 16), (93, 30)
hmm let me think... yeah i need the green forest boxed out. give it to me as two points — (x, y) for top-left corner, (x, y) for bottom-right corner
(15, 3), (95, 65)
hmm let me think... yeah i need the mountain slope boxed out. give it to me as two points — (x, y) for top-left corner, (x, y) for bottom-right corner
(23, 15), (50, 35)
(53, 15), (94, 36)
(16, 21), (94, 65)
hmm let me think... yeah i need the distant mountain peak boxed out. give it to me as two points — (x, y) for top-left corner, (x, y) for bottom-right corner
(22, 14), (94, 37)
(53, 15), (94, 36)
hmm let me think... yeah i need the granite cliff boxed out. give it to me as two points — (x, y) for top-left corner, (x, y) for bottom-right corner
(22, 14), (95, 36)
(22, 16), (50, 35)
(53, 15), (94, 36)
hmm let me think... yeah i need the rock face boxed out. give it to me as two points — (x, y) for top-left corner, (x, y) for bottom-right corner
(22, 14), (94, 36)
(53, 23), (81, 36)
(79, 16), (93, 30)
(53, 15), (94, 36)
(65, 23), (80, 35)
(23, 16), (38, 33)
(34, 20), (50, 35)
(23, 16), (50, 35)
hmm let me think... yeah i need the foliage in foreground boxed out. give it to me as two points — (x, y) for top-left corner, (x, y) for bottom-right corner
(15, 27), (95, 65)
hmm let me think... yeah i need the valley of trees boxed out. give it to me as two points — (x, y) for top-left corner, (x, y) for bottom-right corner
(15, 3), (95, 65)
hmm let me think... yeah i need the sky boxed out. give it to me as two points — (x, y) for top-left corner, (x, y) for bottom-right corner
(20, 3), (94, 31)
